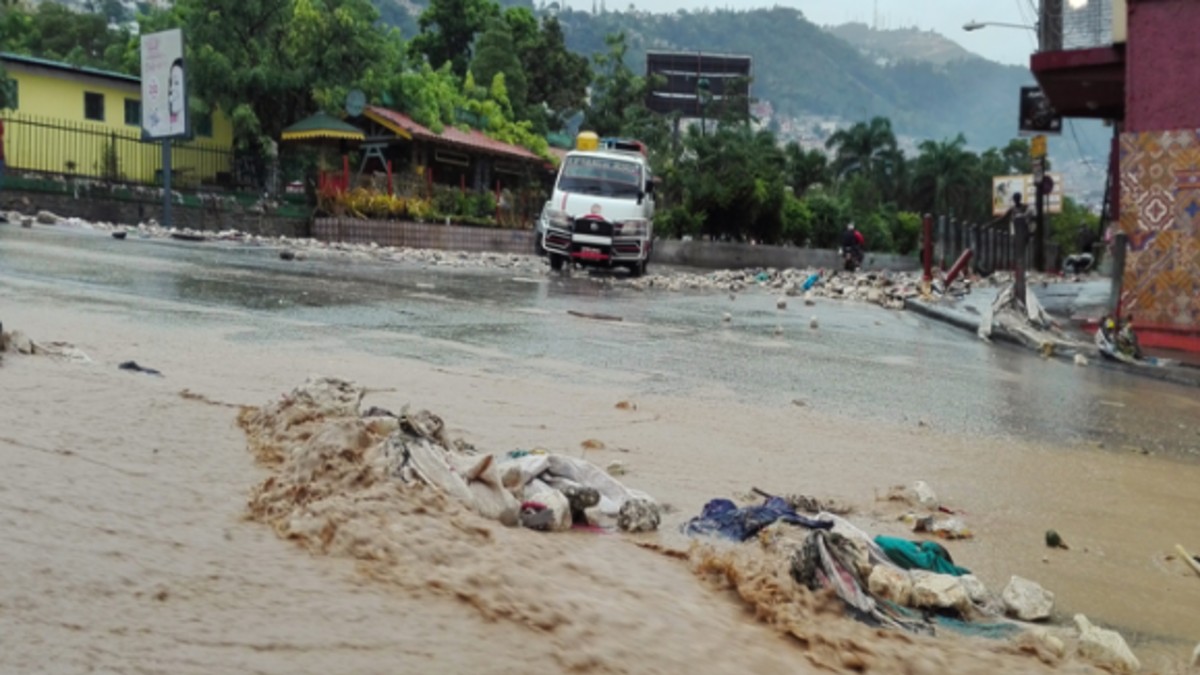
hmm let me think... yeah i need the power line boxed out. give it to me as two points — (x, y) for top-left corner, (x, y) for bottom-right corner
(1067, 120), (1097, 169)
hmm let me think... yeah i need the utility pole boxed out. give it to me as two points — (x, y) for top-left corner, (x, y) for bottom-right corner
(1030, 134), (1048, 272)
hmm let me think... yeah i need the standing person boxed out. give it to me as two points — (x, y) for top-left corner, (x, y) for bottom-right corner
(990, 192), (1033, 238)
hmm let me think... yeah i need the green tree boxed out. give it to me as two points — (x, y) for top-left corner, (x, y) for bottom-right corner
(783, 142), (828, 196)
(1049, 196), (1099, 256)
(165, 0), (398, 148)
(518, 15), (590, 132)
(1, 2), (131, 72)
(409, 0), (500, 76)
(804, 190), (850, 249)
(583, 33), (646, 136)
(469, 17), (528, 119)
(824, 116), (898, 179)
(911, 134), (980, 220)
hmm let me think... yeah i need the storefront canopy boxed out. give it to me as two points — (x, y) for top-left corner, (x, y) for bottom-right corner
(281, 113), (365, 143)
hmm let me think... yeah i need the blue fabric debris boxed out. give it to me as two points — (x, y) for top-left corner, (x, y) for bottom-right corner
(684, 497), (834, 541)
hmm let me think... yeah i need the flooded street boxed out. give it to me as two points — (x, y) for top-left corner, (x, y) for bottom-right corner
(3, 225), (1200, 674)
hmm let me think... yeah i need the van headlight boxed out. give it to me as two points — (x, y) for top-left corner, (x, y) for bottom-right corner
(545, 208), (572, 230)
(616, 219), (648, 237)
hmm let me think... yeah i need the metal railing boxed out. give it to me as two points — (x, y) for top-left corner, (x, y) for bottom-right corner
(0, 112), (234, 189)
(1040, 0), (1115, 52)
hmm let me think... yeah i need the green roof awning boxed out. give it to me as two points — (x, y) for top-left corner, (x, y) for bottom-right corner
(281, 113), (365, 142)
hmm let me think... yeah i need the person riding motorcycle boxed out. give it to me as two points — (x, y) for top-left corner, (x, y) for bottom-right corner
(841, 223), (865, 270)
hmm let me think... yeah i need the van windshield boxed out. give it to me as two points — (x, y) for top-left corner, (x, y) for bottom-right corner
(557, 155), (643, 198)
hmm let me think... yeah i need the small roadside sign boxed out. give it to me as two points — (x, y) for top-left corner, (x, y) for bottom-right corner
(1031, 134), (1047, 159)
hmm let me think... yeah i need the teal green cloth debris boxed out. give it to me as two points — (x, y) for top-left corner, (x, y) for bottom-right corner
(874, 535), (970, 577)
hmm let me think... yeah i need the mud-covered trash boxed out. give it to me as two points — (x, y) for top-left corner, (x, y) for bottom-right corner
(1045, 529), (1069, 549)
(1074, 614), (1140, 673)
(119, 360), (162, 376)
(240, 377), (659, 541)
(9, 330), (33, 355)
(521, 489), (572, 532)
(606, 460), (627, 477)
(617, 498), (660, 532)
(279, 249), (296, 261)
(1002, 576), (1055, 622)
(908, 514), (972, 539)
(910, 481), (939, 508)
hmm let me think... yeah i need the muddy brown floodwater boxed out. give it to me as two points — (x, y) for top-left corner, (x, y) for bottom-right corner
(2, 251), (1199, 673)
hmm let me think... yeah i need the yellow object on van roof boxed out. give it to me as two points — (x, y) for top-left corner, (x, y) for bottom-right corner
(576, 131), (600, 151)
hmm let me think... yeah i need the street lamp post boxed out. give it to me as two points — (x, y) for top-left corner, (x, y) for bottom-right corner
(963, 20), (1037, 32)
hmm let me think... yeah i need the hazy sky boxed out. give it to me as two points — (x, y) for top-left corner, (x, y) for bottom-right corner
(573, 0), (1039, 66)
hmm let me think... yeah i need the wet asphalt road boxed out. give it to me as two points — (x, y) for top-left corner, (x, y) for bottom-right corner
(3, 224), (1199, 459)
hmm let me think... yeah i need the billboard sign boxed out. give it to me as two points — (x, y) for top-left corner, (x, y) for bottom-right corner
(1018, 86), (1061, 136)
(992, 174), (1064, 216)
(141, 29), (188, 139)
(646, 51), (752, 119)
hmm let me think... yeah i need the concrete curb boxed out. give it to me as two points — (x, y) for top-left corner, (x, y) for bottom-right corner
(904, 298), (1200, 389)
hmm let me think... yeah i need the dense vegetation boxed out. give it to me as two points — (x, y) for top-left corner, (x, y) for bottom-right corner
(0, 0), (1096, 253)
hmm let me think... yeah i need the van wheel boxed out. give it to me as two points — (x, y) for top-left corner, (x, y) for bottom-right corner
(550, 254), (566, 271)
(628, 260), (646, 277)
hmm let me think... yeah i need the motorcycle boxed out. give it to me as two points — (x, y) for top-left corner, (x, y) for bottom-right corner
(841, 246), (864, 272)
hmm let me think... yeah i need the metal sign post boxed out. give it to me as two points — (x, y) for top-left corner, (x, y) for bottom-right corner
(1032, 155), (1046, 271)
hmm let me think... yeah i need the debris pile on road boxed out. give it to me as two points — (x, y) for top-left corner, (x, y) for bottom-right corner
(679, 482), (1143, 672)
(0, 324), (91, 363)
(239, 377), (660, 536)
(977, 282), (1090, 356)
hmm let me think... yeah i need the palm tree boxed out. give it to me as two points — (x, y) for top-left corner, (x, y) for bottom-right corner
(783, 141), (829, 196)
(824, 116), (898, 179)
(912, 134), (980, 218)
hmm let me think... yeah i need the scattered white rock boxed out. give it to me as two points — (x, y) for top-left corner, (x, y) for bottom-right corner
(1074, 354), (1089, 367)
(957, 574), (992, 606)
(809, 316), (819, 330)
(773, 325), (783, 337)
(1025, 627), (1067, 659)
(776, 296), (787, 310)
(868, 565), (912, 606)
(1191, 642), (1199, 667)
(722, 312), (732, 323)
(1002, 576), (1055, 622)
(1074, 614), (1140, 673)
(35, 210), (60, 225)
(910, 571), (969, 612)
(606, 460), (627, 477)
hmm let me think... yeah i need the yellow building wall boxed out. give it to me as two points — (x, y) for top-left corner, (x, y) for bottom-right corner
(3, 65), (235, 186)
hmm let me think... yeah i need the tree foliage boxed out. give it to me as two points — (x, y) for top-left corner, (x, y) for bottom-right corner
(410, 0), (499, 76)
